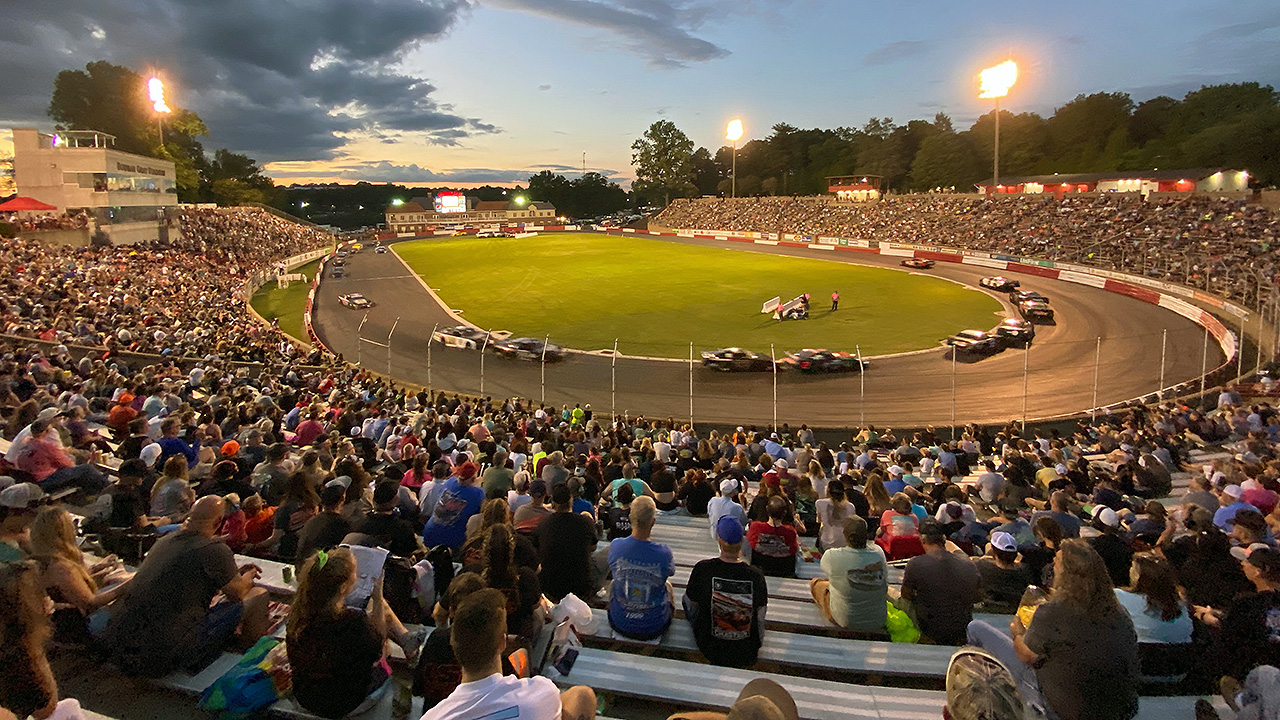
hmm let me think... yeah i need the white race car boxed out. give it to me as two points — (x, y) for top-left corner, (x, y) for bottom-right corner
(338, 293), (373, 309)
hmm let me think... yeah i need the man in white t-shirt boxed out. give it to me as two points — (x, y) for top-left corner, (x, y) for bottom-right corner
(421, 588), (596, 720)
(707, 479), (748, 543)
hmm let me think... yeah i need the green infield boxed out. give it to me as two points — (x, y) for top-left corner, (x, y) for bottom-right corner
(250, 259), (320, 342)
(394, 233), (1002, 358)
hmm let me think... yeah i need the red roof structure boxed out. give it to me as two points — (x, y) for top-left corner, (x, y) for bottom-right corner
(0, 196), (57, 212)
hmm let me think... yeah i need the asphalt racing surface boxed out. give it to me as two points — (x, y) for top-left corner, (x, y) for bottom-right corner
(311, 235), (1225, 428)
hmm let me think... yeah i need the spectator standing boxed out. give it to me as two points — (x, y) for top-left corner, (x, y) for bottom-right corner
(682, 516), (768, 667)
(607, 497), (676, 639)
(900, 519), (980, 645)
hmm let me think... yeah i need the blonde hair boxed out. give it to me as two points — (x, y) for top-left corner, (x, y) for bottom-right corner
(29, 506), (96, 592)
(630, 495), (657, 528)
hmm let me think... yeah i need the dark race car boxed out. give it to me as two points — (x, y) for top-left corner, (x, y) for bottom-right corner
(492, 337), (568, 362)
(701, 347), (775, 372)
(901, 258), (935, 269)
(1009, 290), (1049, 304)
(980, 276), (1020, 291)
(1018, 299), (1055, 323)
(337, 293), (373, 309)
(992, 318), (1035, 347)
(946, 329), (1004, 356)
(431, 325), (490, 349)
(779, 348), (868, 374)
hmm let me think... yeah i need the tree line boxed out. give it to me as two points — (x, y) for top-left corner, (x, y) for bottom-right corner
(631, 83), (1280, 204)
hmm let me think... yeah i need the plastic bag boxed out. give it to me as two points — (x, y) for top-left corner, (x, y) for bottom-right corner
(199, 636), (292, 719)
(1016, 585), (1049, 630)
(551, 593), (597, 635)
(885, 600), (920, 644)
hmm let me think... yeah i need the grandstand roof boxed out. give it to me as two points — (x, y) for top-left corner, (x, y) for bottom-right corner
(390, 201), (427, 213)
(473, 200), (508, 211)
(977, 167), (1234, 187)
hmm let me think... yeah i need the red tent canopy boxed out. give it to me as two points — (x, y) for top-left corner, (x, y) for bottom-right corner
(0, 196), (58, 211)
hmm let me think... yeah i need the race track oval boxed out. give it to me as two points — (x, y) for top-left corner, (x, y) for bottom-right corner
(310, 233), (1225, 429)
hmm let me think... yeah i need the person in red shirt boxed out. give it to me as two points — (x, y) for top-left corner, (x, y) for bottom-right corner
(747, 496), (799, 577)
(293, 412), (326, 447)
(107, 393), (138, 436)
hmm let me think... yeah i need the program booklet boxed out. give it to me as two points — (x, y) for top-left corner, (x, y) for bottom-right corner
(341, 544), (390, 608)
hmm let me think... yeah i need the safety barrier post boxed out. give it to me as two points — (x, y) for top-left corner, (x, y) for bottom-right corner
(689, 342), (694, 429)
(1091, 337), (1101, 423)
(950, 347), (956, 441)
(611, 339), (618, 421)
(771, 343), (777, 432)
(480, 330), (492, 394)
(1158, 329), (1167, 398)
(356, 312), (369, 366)
(427, 323), (437, 392)
(1200, 328), (1209, 397)
(1021, 343), (1029, 433)
(541, 335), (549, 405)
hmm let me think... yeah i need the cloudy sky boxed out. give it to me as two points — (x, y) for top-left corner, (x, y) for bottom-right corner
(2, 0), (1277, 186)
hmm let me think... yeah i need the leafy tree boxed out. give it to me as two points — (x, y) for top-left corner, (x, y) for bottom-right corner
(910, 132), (983, 190)
(690, 147), (722, 196)
(631, 120), (696, 205)
(1045, 92), (1135, 171)
(1179, 83), (1278, 135)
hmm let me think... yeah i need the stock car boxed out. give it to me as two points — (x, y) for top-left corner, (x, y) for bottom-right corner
(330, 265), (345, 279)
(338, 293), (373, 309)
(431, 325), (490, 349)
(946, 329), (1004, 356)
(1018, 299), (1056, 323)
(992, 317), (1035, 347)
(701, 347), (776, 372)
(475, 229), (503, 238)
(980, 276), (1020, 291)
(1009, 290), (1049, 304)
(779, 348), (868, 374)
(374, 245), (388, 254)
(901, 258), (935, 269)
(492, 337), (568, 362)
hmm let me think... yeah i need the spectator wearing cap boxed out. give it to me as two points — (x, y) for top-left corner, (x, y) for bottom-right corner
(1197, 547), (1280, 682)
(352, 481), (422, 558)
(967, 539), (1139, 720)
(534, 483), (599, 603)
(606, 497), (676, 639)
(513, 480), (552, 534)
(900, 518), (980, 645)
(682, 514), (769, 667)
(1215, 484), (1258, 532)
(883, 465), (907, 495)
(1228, 508), (1272, 558)
(973, 531), (1034, 614)
(707, 477), (748, 544)
(747, 496), (800, 578)
(0, 481), (47, 561)
(107, 393), (140, 436)
(422, 462), (485, 554)
(1088, 506), (1133, 588)
(811, 515), (888, 633)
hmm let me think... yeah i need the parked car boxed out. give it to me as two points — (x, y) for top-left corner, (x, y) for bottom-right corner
(338, 293), (373, 309)
(980, 276), (1020, 291)
(431, 325), (490, 349)
(946, 329), (1003, 356)
(492, 337), (568, 362)
(992, 318), (1035, 347)
(1009, 290), (1049, 304)
(902, 258), (935, 269)
(779, 349), (867, 374)
(1018, 299), (1055, 323)
(701, 347), (775, 372)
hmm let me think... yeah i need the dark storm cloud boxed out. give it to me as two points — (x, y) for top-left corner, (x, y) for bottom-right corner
(0, 0), (498, 161)
(485, 0), (730, 67)
(861, 40), (928, 66)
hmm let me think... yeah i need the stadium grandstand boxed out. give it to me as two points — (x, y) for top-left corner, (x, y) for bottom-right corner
(3, 198), (1280, 720)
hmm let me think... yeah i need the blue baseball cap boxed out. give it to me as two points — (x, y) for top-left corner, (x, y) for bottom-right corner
(716, 515), (745, 545)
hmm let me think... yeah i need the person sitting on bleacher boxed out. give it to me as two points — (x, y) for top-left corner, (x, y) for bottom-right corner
(295, 483), (351, 566)
(682, 515), (768, 667)
(811, 515), (888, 634)
(708, 478), (747, 544)
(101, 495), (270, 677)
(423, 461), (485, 555)
(899, 518), (980, 645)
(14, 417), (108, 494)
(972, 531), (1033, 614)
(747, 496), (799, 578)
(607, 496), (676, 640)
(535, 483), (599, 603)
(665, 677), (799, 720)
(422, 587), (597, 720)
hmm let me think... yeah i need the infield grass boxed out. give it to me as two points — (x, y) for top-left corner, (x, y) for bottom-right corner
(250, 259), (320, 342)
(395, 233), (1002, 358)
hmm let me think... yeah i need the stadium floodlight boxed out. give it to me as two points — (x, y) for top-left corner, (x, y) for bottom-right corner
(390, 198), (404, 206)
(979, 60), (1018, 192)
(148, 76), (172, 147)
(726, 118), (744, 198)
(515, 196), (527, 206)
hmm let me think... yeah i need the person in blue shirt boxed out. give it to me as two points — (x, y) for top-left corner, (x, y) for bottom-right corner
(569, 477), (595, 518)
(607, 496), (676, 639)
(884, 466), (907, 495)
(422, 462), (485, 553)
(156, 417), (200, 469)
(1214, 484), (1258, 531)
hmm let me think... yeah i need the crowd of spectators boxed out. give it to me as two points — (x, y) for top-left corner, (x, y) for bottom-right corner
(2, 211), (91, 233)
(3, 206), (1280, 719)
(655, 194), (1280, 309)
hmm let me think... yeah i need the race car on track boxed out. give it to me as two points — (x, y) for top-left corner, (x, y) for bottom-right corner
(1018, 299), (1055, 323)
(338, 293), (373, 309)
(1009, 290), (1049, 304)
(492, 337), (568, 362)
(980, 276), (1020, 291)
(475, 229), (503, 238)
(902, 258), (935, 269)
(779, 349), (868, 374)
(992, 318), (1035, 347)
(946, 329), (1004, 356)
(431, 325), (490, 349)
(374, 245), (388, 254)
(701, 347), (776, 372)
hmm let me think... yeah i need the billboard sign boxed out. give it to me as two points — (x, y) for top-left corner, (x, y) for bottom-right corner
(433, 192), (466, 214)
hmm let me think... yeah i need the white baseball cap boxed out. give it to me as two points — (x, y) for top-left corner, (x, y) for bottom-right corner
(0, 482), (47, 510)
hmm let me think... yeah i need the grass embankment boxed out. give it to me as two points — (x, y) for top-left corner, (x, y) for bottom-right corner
(249, 259), (322, 342)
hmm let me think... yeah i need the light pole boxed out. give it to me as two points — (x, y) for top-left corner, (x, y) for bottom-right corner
(726, 119), (743, 198)
(979, 60), (1017, 192)
(148, 76), (172, 147)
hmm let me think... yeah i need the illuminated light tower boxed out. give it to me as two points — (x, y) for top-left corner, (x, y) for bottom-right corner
(979, 60), (1018, 193)
(725, 118), (744, 198)
(148, 76), (172, 147)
